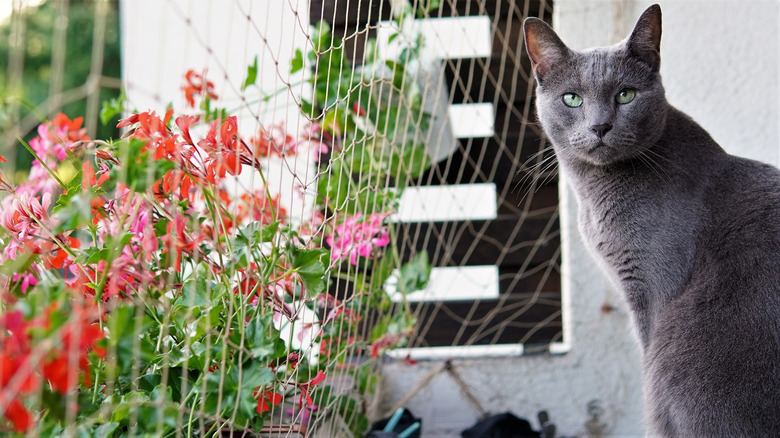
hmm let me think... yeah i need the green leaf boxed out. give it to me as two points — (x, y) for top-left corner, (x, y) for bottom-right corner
(242, 55), (259, 91)
(93, 422), (121, 438)
(52, 192), (93, 232)
(179, 277), (213, 308)
(388, 32), (400, 44)
(137, 373), (163, 393)
(291, 48), (304, 74)
(388, 141), (431, 180)
(240, 358), (276, 390)
(398, 250), (431, 294)
(245, 314), (286, 360)
(100, 90), (125, 126)
(237, 220), (280, 245)
(86, 248), (111, 264)
(291, 246), (328, 296)
(370, 251), (395, 307)
(106, 305), (155, 375)
(113, 138), (174, 192)
(299, 98), (315, 118)
(312, 21), (332, 52)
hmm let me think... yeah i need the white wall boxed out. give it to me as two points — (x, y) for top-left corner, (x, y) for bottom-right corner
(380, 1), (780, 437)
(120, 0), (315, 222)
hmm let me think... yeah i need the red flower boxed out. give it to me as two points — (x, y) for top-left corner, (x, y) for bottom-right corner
(249, 125), (296, 158)
(182, 69), (218, 107)
(40, 235), (81, 271)
(155, 169), (199, 202)
(198, 117), (244, 179)
(256, 390), (283, 414)
(42, 312), (104, 394)
(82, 161), (110, 190)
(297, 370), (326, 408)
(352, 102), (366, 116)
(51, 113), (89, 143)
(162, 214), (204, 272)
(117, 110), (185, 161)
(0, 155), (6, 163)
(42, 356), (77, 394)
(4, 399), (33, 432)
(175, 115), (200, 145)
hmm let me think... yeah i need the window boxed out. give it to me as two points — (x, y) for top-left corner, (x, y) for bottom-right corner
(311, 0), (561, 357)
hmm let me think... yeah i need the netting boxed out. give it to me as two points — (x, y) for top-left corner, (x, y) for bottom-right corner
(0, 0), (556, 436)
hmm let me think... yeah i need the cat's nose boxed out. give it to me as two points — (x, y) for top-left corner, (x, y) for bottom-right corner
(591, 124), (613, 138)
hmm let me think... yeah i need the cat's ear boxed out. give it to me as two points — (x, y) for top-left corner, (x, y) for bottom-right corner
(523, 17), (569, 82)
(627, 4), (662, 71)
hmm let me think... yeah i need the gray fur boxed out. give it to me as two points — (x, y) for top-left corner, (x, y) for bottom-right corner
(524, 5), (780, 437)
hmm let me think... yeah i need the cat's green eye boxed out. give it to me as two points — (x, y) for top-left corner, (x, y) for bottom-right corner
(562, 93), (583, 108)
(616, 89), (636, 104)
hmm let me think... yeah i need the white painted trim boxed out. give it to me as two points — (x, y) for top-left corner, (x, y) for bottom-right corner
(448, 103), (495, 138)
(548, 342), (570, 355)
(388, 342), (568, 360)
(388, 343), (524, 360)
(377, 15), (493, 60)
(386, 265), (499, 302)
(392, 183), (497, 223)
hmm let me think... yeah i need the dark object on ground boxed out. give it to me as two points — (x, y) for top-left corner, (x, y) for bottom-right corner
(366, 408), (422, 438)
(461, 412), (541, 438)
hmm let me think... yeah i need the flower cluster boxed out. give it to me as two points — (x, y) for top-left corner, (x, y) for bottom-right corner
(0, 66), (402, 435)
(326, 212), (392, 265)
(0, 304), (104, 432)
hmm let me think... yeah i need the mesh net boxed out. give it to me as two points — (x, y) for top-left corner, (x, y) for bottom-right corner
(0, 0), (557, 436)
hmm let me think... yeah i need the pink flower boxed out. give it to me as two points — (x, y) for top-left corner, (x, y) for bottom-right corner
(0, 192), (53, 262)
(11, 273), (38, 294)
(326, 212), (392, 265)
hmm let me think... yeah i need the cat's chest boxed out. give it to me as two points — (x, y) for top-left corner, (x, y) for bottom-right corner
(575, 184), (698, 302)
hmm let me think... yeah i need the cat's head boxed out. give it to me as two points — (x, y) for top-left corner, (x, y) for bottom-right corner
(524, 5), (667, 166)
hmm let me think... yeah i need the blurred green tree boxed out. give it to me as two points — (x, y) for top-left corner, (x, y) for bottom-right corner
(0, 0), (121, 172)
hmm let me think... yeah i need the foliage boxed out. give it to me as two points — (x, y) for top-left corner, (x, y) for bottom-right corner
(0, 0), (122, 168)
(0, 7), (433, 438)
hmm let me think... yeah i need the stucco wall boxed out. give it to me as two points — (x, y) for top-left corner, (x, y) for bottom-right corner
(379, 1), (780, 437)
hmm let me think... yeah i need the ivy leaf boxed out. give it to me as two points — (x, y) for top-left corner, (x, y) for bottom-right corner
(241, 55), (258, 91)
(398, 250), (431, 294)
(244, 315), (286, 360)
(388, 141), (430, 180)
(291, 246), (328, 296)
(178, 277), (213, 309)
(100, 90), (125, 125)
(290, 48), (304, 74)
(240, 358), (276, 390)
(86, 248), (111, 264)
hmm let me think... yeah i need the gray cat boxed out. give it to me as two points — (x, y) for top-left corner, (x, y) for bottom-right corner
(523, 4), (780, 437)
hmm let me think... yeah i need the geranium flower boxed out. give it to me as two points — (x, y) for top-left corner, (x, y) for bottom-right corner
(11, 272), (38, 294)
(297, 370), (326, 408)
(29, 113), (88, 164)
(162, 214), (205, 272)
(182, 69), (218, 107)
(0, 192), (54, 262)
(3, 399), (33, 432)
(175, 115), (200, 145)
(256, 390), (283, 414)
(198, 117), (244, 179)
(250, 124), (297, 158)
(326, 212), (392, 265)
(117, 109), (185, 161)
(43, 319), (105, 393)
(82, 161), (110, 190)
